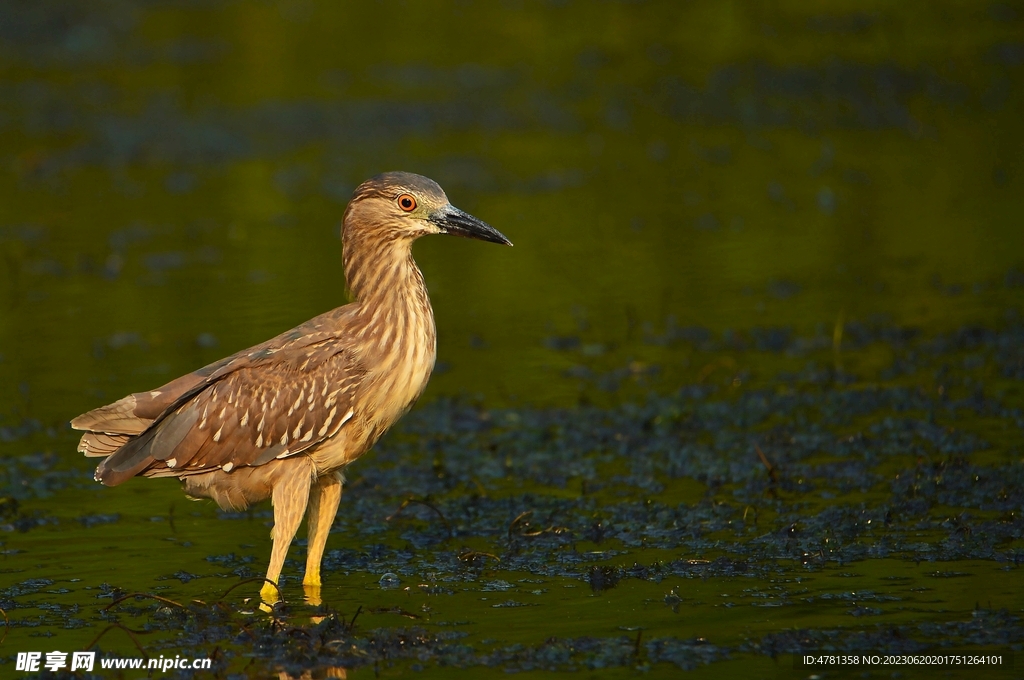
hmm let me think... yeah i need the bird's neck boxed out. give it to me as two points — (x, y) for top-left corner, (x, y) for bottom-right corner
(343, 234), (437, 437)
(343, 231), (436, 358)
(344, 235), (429, 315)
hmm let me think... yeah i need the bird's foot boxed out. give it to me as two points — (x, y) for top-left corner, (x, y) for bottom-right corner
(303, 571), (323, 607)
(302, 570), (322, 588)
(260, 580), (282, 606)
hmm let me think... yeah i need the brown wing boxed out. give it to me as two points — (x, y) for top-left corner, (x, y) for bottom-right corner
(74, 306), (364, 485)
(153, 354), (361, 474)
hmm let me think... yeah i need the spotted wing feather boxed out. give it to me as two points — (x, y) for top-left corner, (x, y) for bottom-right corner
(160, 356), (360, 473)
(94, 349), (360, 484)
(79, 307), (363, 485)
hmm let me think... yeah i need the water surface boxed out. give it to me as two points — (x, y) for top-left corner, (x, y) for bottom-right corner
(1, 1), (1023, 677)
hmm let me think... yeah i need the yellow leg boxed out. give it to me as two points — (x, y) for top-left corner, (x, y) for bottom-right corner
(260, 462), (313, 605)
(303, 472), (343, 590)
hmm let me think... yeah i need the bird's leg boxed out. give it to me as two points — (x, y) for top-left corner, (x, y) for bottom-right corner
(260, 462), (313, 604)
(303, 472), (343, 604)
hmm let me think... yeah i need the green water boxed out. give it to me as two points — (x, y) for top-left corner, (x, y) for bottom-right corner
(1, 1), (1023, 677)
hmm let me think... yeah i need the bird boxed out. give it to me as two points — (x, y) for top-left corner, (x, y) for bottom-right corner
(71, 172), (511, 604)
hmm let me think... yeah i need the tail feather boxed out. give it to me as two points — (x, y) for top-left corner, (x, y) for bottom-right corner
(71, 395), (149, 435)
(78, 432), (132, 457)
(94, 408), (200, 486)
(71, 372), (213, 437)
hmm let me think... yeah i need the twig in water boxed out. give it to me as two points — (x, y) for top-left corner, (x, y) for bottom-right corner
(103, 593), (187, 612)
(385, 497), (452, 541)
(833, 309), (845, 373)
(458, 550), (500, 566)
(508, 509), (568, 545)
(754, 443), (778, 483)
(348, 605), (363, 632)
(696, 357), (736, 383)
(84, 623), (149, 657)
(219, 577), (283, 603)
(508, 510), (534, 544)
(369, 606), (420, 620)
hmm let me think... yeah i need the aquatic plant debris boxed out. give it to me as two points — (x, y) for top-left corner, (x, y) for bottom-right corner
(3, 320), (1023, 675)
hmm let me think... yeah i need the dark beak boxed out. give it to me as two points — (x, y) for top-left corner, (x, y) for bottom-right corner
(430, 205), (513, 246)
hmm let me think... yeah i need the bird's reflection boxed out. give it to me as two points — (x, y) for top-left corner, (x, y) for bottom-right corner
(277, 668), (346, 680)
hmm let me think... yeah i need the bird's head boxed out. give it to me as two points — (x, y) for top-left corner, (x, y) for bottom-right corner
(343, 171), (512, 247)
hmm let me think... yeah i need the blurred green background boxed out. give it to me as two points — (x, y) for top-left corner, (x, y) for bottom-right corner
(1, 0), (1021, 413)
(1, 0), (1023, 677)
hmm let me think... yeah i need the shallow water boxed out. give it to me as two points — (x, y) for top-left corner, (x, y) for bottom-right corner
(1, 1), (1023, 677)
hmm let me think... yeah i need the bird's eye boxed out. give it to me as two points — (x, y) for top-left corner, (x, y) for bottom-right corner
(397, 194), (417, 212)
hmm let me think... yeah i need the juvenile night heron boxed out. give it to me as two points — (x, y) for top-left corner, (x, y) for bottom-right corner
(72, 172), (511, 603)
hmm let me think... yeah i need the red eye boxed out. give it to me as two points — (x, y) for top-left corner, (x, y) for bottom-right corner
(398, 194), (417, 212)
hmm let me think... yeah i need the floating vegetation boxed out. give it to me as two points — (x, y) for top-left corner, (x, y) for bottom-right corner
(3, 319), (1023, 674)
